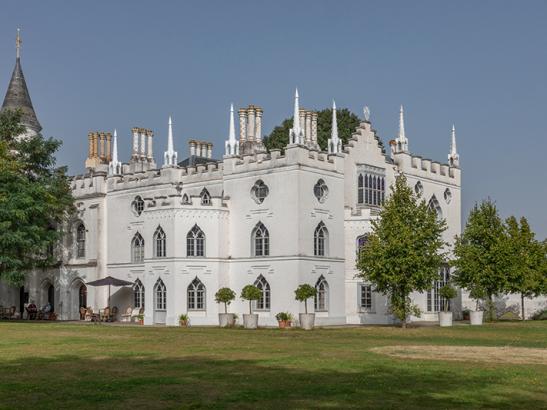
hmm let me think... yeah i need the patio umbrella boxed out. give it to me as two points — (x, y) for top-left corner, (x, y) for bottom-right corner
(86, 276), (134, 308)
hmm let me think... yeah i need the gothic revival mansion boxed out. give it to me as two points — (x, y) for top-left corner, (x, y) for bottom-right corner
(0, 35), (465, 326)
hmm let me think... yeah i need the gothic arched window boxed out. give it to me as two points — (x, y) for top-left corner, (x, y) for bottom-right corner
(357, 167), (385, 207)
(314, 179), (329, 203)
(131, 232), (145, 263)
(356, 234), (369, 258)
(187, 277), (206, 310)
(314, 222), (328, 256)
(254, 275), (270, 310)
(133, 279), (145, 309)
(428, 195), (443, 220)
(314, 276), (329, 312)
(132, 196), (145, 216)
(200, 188), (211, 205)
(252, 222), (269, 257)
(187, 225), (205, 257)
(444, 188), (452, 204)
(414, 181), (423, 196)
(154, 278), (166, 310)
(251, 180), (269, 204)
(153, 226), (166, 258)
(182, 194), (190, 205)
(427, 265), (451, 312)
(76, 223), (86, 258)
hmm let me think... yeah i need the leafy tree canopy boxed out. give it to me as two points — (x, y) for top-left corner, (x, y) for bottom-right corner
(0, 109), (74, 285)
(452, 199), (511, 319)
(357, 174), (447, 327)
(504, 216), (547, 319)
(263, 108), (364, 152)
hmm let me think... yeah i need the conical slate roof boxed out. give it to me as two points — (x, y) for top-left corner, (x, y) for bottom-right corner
(2, 56), (42, 134)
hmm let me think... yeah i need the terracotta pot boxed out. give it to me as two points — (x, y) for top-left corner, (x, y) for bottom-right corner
(278, 320), (291, 329)
(179, 320), (188, 327)
(138, 319), (144, 325)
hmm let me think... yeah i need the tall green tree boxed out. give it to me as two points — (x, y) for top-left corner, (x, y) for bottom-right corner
(357, 174), (447, 328)
(263, 108), (364, 152)
(452, 200), (510, 321)
(505, 216), (547, 320)
(0, 109), (74, 285)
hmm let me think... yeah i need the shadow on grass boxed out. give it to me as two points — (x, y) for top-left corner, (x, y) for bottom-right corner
(0, 354), (544, 409)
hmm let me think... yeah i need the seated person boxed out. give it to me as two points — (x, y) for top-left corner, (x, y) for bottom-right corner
(26, 302), (38, 320)
(41, 302), (52, 320)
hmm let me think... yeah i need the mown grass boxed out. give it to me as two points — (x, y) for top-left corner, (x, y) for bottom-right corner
(0, 321), (545, 409)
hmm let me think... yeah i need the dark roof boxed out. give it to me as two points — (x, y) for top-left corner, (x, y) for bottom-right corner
(1, 57), (42, 134)
(178, 155), (219, 167)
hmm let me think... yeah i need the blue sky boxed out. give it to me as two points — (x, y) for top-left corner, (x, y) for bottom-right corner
(1, 1), (546, 238)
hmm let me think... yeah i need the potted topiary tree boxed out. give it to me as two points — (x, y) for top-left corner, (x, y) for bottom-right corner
(179, 313), (189, 327)
(438, 285), (457, 327)
(295, 284), (317, 330)
(240, 285), (262, 329)
(215, 287), (236, 327)
(275, 312), (293, 329)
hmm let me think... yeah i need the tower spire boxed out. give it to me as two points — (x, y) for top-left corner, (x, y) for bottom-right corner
(163, 116), (178, 167)
(328, 99), (341, 154)
(448, 124), (459, 167)
(108, 129), (122, 175)
(1, 28), (41, 137)
(398, 105), (405, 140)
(289, 88), (303, 144)
(225, 103), (239, 156)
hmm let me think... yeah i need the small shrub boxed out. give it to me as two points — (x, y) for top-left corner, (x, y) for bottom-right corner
(439, 285), (457, 312)
(531, 308), (547, 320)
(179, 313), (189, 322)
(275, 312), (293, 322)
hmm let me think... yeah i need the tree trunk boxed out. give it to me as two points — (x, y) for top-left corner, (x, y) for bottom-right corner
(304, 299), (308, 314)
(521, 293), (525, 321)
(224, 302), (228, 314)
(487, 294), (495, 322)
(249, 301), (252, 315)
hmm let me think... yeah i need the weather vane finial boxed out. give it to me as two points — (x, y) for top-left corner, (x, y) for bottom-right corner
(16, 28), (22, 59)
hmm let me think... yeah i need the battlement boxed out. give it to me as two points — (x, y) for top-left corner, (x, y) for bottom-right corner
(395, 152), (460, 186)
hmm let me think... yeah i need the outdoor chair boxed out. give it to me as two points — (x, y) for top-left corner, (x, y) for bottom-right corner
(121, 307), (132, 322)
(110, 306), (118, 321)
(101, 307), (110, 322)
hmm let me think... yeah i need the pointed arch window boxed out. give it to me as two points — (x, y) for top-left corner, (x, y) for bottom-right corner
(314, 276), (329, 312)
(76, 223), (86, 258)
(153, 226), (166, 258)
(414, 181), (423, 196)
(254, 275), (270, 310)
(187, 277), (206, 310)
(314, 222), (329, 256)
(252, 222), (269, 257)
(131, 232), (145, 263)
(154, 278), (166, 311)
(187, 225), (205, 257)
(356, 234), (369, 259)
(444, 188), (452, 204)
(427, 265), (451, 312)
(200, 188), (211, 205)
(181, 193), (190, 205)
(357, 166), (385, 207)
(134, 279), (145, 309)
(428, 195), (443, 220)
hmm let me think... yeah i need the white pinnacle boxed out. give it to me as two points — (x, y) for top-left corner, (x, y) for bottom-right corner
(328, 99), (341, 154)
(398, 105), (405, 140)
(289, 88), (304, 144)
(450, 124), (457, 155)
(225, 103), (239, 156)
(163, 116), (178, 167)
(108, 129), (122, 175)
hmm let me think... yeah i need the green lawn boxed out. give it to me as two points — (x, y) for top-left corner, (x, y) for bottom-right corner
(0, 321), (545, 409)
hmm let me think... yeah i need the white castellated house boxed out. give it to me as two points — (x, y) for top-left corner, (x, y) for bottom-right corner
(5, 32), (542, 325)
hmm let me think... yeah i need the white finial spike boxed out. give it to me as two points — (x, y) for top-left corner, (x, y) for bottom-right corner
(163, 116), (178, 167)
(225, 103), (238, 156)
(448, 124), (459, 167)
(290, 88), (303, 144)
(16, 28), (21, 59)
(108, 129), (122, 175)
(328, 99), (340, 154)
(398, 105), (405, 140)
